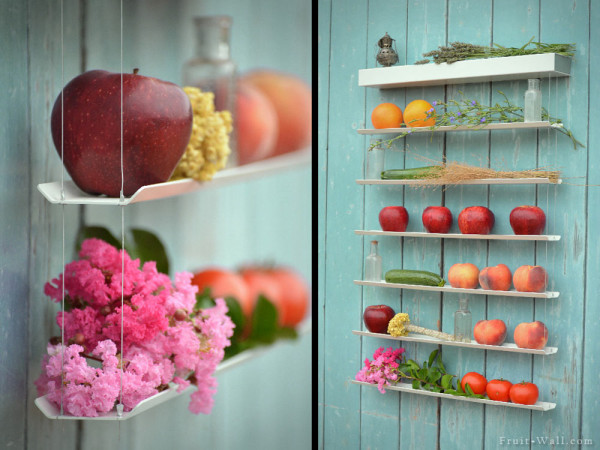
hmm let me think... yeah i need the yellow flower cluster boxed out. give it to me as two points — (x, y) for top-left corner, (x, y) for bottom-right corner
(170, 86), (233, 182)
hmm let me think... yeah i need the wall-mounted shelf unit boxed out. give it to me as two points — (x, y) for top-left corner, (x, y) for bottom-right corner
(358, 53), (570, 89)
(352, 330), (557, 355)
(358, 121), (558, 135)
(357, 177), (562, 186)
(354, 280), (559, 298)
(355, 230), (560, 241)
(352, 380), (556, 411)
(37, 148), (311, 206)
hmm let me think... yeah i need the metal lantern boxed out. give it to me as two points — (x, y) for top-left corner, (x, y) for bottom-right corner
(376, 32), (399, 67)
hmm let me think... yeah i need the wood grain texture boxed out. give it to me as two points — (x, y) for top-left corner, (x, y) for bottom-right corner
(319, 0), (596, 448)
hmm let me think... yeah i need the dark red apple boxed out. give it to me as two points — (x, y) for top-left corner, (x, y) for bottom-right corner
(509, 206), (546, 235)
(363, 304), (395, 333)
(379, 206), (409, 232)
(50, 69), (193, 197)
(422, 206), (453, 233)
(458, 206), (495, 234)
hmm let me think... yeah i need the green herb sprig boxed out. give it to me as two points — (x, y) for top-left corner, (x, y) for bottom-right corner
(416, 37), (575, 65)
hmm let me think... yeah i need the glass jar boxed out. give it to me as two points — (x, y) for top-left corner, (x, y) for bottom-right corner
(365, 240), (382, 281)
(453, 298), (472, 343)
(183, 16), (237, 165)
(366, 140), (385, 179)
(524, 78), (542, 123)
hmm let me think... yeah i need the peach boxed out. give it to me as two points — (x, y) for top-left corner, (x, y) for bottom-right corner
(473, 319), (507, 345)
(513, 265), (548, 293)
(447, 263), (480, 289)
(514, 321), (549, 349)
(479, 264), (512, 291)
(235, 81), (278, 164)
(241, 70), (311, 156)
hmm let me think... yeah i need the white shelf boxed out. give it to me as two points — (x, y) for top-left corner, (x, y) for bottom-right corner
(352, 380), (556, 411)
(35, 319), (311, 420)
(355, 230), (560, 241)
(358, 53), (571, 89)
(358, 121), (557, 135)
(357, 177), (561, 186)
(37, 148), (311, 206)
(354, 280), (559, 299)
(352, 330), (557, 355)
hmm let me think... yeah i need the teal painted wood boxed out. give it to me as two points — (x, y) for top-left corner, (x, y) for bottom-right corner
(317, 0), (331, 448)
(319, 0), (596, 448)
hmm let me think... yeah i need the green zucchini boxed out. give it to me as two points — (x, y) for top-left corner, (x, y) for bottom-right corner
(380, 166), (443, 180)
(385, 269), (445, 287)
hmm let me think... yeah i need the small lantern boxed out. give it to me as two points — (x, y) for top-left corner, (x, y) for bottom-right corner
(376, 32), (399, 67)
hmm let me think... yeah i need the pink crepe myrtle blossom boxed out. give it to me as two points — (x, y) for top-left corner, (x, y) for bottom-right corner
(355, 346), (405, 393)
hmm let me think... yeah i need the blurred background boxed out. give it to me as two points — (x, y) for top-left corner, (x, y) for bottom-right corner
(0, 0), (311, 449)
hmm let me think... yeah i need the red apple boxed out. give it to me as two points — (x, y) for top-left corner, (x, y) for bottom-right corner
(51, 69), (193, 197)
(422, 206), (453, 233)
(363, 305), (395, 333)
(379, 206), (409, 232)
(458, 206), (495, 234)
(473, 319), (507, 345)
(509, 206), (546, 235)
(514, 321), (549, 349)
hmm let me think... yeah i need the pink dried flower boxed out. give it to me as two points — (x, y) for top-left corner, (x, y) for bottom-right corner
(355, 346), (405, 393)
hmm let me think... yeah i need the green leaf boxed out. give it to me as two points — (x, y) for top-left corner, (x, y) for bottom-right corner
(249, 295), (279, 343)
(428, 350), (438, 368)
(126, 228), (170, 275)
(412, 380), (420, 390)
(465, 383), (475, 396)
(274, 326), (298, 340)
(436, 352), (446, 373)
(407, 359), (419, 371)
(223, 297), (245, 341)
(76, 225), (121, 252)
(441, 374), (454, 390)
(195, 288), (216, 310)
(456, 380), (465, 394)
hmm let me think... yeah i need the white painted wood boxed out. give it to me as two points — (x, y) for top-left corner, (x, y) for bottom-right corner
(354, 230), (561, 241)
(351, 381), (556, 411)
(358, 53), (571, 89)
(356, 177), (562, 185)
(351, 330), (558, 355)
(357, 121), (558, 134)
(37, 148), (311, 205)
(354, 280), (559, 298)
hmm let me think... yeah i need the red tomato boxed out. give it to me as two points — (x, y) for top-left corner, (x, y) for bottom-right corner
(509, 381), (539, 405)
(191, 268), (252, 317)
(268, 267), (310, 328)
(461, 372), (488, 395)
(239, 267), (280, 312)
(486, 379), (513, 402)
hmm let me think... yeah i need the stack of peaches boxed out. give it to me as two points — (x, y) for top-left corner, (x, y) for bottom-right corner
(448, 263), (549, 293)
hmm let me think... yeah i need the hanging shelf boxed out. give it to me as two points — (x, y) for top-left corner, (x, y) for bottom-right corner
(352, 380), (556, 411)
(37, 148), (311, 206)
(358, 53), (571, 89)
(35, 318), (312, 420)
(355, 230), (560, 241)
(357, 177), (561, 186)
(352, 330), (557, 355)
(357, 121), (560, 135)
(354, 280), (559, 298)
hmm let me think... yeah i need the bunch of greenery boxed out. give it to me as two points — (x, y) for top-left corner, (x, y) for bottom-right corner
(415, 37), (575, 65)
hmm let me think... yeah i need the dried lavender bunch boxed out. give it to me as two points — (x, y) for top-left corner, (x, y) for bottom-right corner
(415, 37), (575, 65)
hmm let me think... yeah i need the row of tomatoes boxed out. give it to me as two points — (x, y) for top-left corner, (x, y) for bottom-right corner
(461, 372), (539, 404)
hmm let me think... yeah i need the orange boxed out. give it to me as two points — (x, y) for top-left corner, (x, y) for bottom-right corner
(403, 99), (436, 127)
(371, 103), (403, 129)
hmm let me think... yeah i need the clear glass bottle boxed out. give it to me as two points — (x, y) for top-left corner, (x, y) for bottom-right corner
(453, 298), (472, 342)
(524, 78), (542, 122)
(183, 16), (237, 165)
(366, 140), (385, 179)
(365, 240), (383, 281)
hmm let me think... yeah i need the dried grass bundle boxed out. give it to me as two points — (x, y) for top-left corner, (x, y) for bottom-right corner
(429, 161), (561, 184)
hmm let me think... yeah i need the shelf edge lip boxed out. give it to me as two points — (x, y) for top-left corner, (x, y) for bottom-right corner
(353, 280), (559, 298)
(356, 177), (562, 185)
(36, 148), (311, 206)
(354, 230), (560, 241)
(357, 121), (554, 135)
(351, 330), (557, 355)
(351, 380), (556, 411)
(358, 53), (571, 89)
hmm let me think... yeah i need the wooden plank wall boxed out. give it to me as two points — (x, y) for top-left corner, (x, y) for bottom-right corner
(318, 0), (597, 448)
(0, 0), (311, 449)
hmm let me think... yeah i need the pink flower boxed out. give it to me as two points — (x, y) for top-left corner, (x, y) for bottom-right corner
(355, 346), (405, 393)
